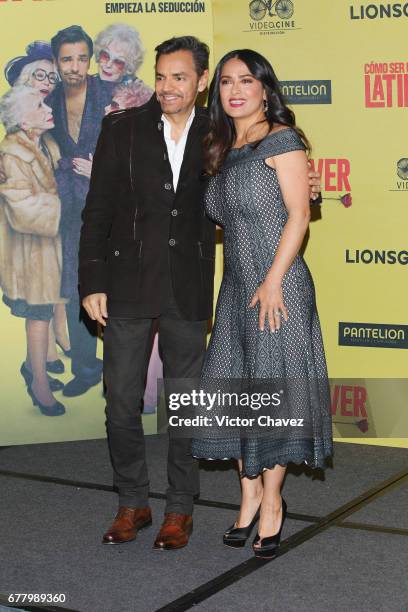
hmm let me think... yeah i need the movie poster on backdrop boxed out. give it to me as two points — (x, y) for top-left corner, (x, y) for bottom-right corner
(0, 0), (214, 445)
(212, 0), (408, 444)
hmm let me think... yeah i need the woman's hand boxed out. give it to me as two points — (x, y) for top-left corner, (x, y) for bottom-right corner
(72, 153), (93, 178)
(249, 280), (288, 332)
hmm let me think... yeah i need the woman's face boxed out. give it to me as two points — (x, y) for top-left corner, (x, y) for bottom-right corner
(98, 40), (128, 82)
(219, 57), (265, 119)
(21, 95), (54, 133)
(27, 60), (58, 97)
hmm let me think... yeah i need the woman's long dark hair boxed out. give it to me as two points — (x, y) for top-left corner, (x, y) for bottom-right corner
(204, 49), (311, 176)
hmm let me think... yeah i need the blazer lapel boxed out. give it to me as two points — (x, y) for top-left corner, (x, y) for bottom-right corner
(129, 96), (170, 192)
(177, 112), (206, 190)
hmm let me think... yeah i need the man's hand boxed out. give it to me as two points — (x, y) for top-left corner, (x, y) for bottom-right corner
(82, 293), (108, 326)
(307, 161), (321, 201)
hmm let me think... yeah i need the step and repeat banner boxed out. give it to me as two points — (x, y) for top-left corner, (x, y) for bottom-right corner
(212, 0), (408, 444)
(0, 0), (406, 446)
(0, 0), (214, 445)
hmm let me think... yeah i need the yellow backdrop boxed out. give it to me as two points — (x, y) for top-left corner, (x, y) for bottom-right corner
(212, 0), (408, 447)
(0, 0), (214, 444)
(0, 0), (406, 447)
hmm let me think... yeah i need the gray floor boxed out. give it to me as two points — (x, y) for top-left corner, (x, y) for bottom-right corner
(1, 436), (407, 514)
(350, 483), (408, 529)
(0, 437), (407, 612)
(193, 528), (408, 612)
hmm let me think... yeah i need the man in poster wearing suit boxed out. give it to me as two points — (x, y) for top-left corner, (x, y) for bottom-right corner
(79, 36), (321, 549)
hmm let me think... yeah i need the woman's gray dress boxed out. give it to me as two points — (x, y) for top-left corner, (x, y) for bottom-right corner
(191, 129), (333, 476)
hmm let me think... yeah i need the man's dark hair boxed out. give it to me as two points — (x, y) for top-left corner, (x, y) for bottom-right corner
(155, 36), (209, 76)
(51, 25), (93, 59)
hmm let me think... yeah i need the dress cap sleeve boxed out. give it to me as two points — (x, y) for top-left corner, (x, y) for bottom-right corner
(256, 127), (306, 158)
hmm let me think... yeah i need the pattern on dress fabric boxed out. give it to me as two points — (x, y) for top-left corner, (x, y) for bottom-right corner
(191, 129), (333, 476)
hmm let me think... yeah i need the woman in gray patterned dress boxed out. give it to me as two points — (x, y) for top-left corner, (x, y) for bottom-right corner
(191, 50), (333, 557)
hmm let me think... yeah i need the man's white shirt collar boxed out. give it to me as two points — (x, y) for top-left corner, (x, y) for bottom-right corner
(161, 108), (196, 191)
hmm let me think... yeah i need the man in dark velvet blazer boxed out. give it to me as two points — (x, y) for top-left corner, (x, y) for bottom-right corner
(79, 36), (214, 550)
(79, 36), (322, 550)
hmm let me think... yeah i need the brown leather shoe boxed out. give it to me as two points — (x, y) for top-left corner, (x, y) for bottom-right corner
(153, 513), (193, 550)
(102, 506), (152, 544)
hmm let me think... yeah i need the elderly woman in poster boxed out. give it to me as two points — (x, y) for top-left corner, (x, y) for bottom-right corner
(72, 23), (153, 179)
(4, 41), (72, 372)
(4, 40), (58, 97)
(0, 86), (66, 416)
(94, 23), (151, 89)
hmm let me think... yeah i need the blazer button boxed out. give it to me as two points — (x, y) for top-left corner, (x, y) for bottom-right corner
(171, 209), (178, 216)
(168, 238), (176, 246)
(114, 250), (120, 256)
(164, 183), (172, 190)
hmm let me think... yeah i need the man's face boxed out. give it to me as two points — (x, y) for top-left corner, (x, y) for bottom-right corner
(155, 50), (208, 116)
(57, 41), (90, 88)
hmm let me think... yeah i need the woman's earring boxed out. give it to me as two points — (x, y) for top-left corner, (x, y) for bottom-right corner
(263, 99), (269, 113)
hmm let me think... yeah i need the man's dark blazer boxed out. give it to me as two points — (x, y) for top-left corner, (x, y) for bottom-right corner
(78, 95), (216, 321)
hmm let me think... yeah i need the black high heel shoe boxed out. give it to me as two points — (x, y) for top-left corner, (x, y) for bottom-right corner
(223, 510), (260, 548)
(46, 359), (65, 374)
(27, 385), (65, 417)
(56, 339), (72, 358)
(20, 363), (64, 392)
(253, 498), (287, 559)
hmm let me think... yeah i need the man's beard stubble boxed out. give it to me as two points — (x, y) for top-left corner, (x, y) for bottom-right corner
(62, 73), (87, 88)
